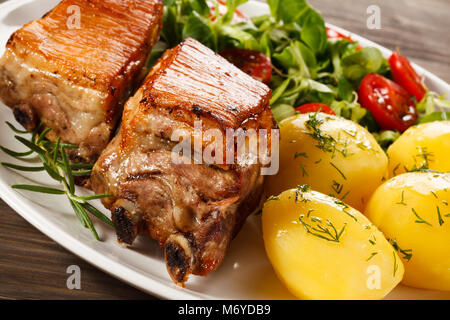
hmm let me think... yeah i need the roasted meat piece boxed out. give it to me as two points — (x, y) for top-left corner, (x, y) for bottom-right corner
(91, 38), (276, 286)
(0, 0), (164, 164)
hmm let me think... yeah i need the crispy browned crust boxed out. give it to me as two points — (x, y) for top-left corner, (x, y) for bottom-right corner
(0, 0), (164, 166)
(140, 38), (272, 130)
(8, 0), (164, 95)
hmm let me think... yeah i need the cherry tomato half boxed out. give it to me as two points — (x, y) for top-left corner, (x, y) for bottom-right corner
(296, 103), (336, 115)
(388, 51), (426, 102)
(220, 49), (272, 85)
(358, 73), (417, 132)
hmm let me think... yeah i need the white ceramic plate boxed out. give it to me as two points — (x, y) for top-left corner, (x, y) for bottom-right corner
(0, 0), (449, 300)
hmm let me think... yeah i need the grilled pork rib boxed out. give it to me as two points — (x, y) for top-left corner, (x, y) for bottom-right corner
(91, 38), (276, 286)
(0, 0), (164, 165)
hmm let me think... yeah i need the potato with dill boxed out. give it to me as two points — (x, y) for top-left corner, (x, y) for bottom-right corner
(387, 121), (450, 176)
(365, 171), (450, 291)
(265, 113), (388, 211)
(262, 186), (404, 300)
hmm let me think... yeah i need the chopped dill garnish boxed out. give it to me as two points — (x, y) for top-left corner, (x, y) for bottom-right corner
(411, 208), (432, 226)
(330, 162), (347, 180)
(294, 152), (308, 159)
(393, 251), (398, 277)
(300, 163), (308, 177)
(295, 185), (311, 203)
(267, 195), (280, 201)
(415, 146), (434, 170)
(355, 142), (367, 151)
(304, 113), (350, 158)
(392, 163), (401, 176)
(307, 209), (315, 217)
(366, 252), (378, 261)
(340, 190), (350, 201)
(299, 215), (346, 243)
(297, 184), (311, 192)
(406, 146), (435, 172)
(389, 238), (413, 261)
(396, 190), (407, 206)
(431, 191), (438, 199)
(331, 180), (343, 194)
(333, 199), (357, 222)
(437, 206), (444, 226)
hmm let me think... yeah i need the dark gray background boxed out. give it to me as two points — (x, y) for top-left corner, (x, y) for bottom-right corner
(0, 0), (449, 299)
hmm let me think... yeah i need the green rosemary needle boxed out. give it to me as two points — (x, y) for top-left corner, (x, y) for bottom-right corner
(0, 121), (114, 239)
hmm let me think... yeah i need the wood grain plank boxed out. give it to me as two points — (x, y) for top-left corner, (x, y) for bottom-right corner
(0, 201), (152, 299)
(0, 0), (449, 299)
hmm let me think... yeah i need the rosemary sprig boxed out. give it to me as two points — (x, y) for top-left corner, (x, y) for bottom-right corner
(0, 121), (114, 239)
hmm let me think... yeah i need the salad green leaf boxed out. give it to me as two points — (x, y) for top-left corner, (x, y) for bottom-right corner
(159, 0), (449, 149)
(418, 111), (450, 124)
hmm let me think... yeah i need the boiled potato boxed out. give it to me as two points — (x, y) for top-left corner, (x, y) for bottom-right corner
(387, 121), (450, 176)
(265, 113), (388, 211)
(365, 171), (450, 291)
(263, 187), (404, 300)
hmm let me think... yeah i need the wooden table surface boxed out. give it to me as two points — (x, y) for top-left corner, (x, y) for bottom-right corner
(0, 0), (449, 300)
